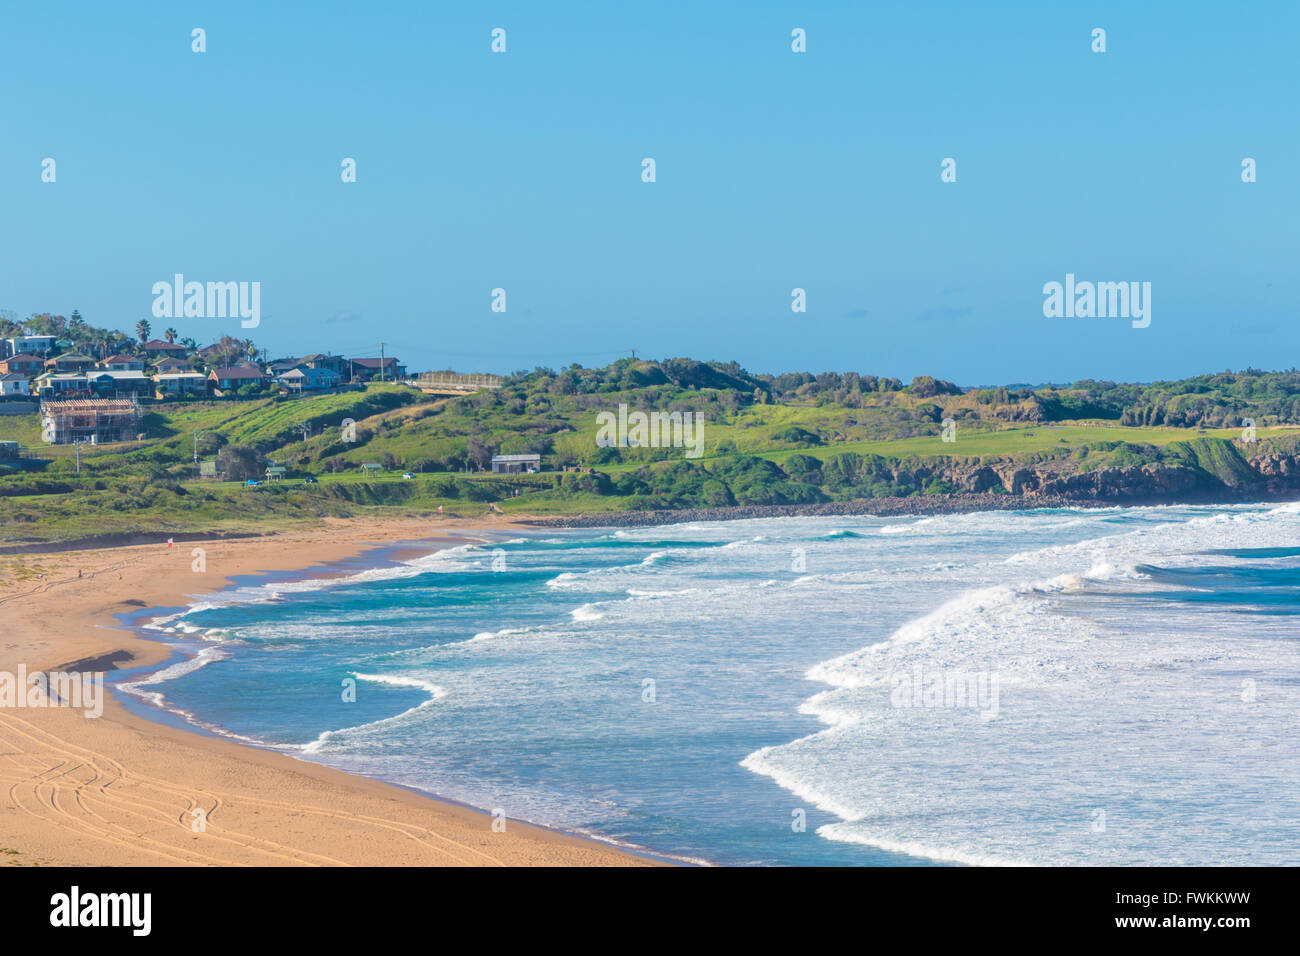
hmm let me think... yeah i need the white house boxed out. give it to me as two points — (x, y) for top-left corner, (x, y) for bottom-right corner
(0, 372), (30, 397)
(155, 372), (208, 396)
(6, 335), (56, 357)
(32, 372), (90, 397)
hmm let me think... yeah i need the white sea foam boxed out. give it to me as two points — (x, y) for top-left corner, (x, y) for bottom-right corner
(119, 505), (1300, 866)
(571, 603), (605, 622)
(744, 502), (1300, 865)
(298, 672), (446, 754)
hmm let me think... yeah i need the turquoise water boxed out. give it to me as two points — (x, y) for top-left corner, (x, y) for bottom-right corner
(119, 503), (1300, 865)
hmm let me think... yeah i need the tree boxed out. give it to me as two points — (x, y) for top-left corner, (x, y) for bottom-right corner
(217, 444), (263, 481)
(164, 328), (177, 343)
(465, 437), (493, 470)
(136, 319), (151, 344)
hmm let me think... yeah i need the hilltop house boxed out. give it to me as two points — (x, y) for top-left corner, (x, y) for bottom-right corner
(99, 354), (145, 371)
(491, 454), (541, 474)
(348, 357), (405, 383)
(277, 365), (342, 392)
(6, 335), (57, 357)
(155, 371), (208, 397)
(86, 370), (153, 398)
(302, 353), (347, 377)
(208, 365), (270, 395)
(31, 371), (91, 398)
(0, 353), (44, 376)
(0, 372), (31, 397)
(266, 357), (303, 376)
(40, 398), (143, 444)
(142, 339), (189, 357)
(151, 356), (191, 374)
(44, 352), (96, 373)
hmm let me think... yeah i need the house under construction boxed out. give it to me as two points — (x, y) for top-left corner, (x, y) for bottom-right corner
(40, 398), (143, 445)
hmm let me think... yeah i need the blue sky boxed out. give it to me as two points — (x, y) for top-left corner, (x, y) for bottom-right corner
(2, 1), (1295, 384)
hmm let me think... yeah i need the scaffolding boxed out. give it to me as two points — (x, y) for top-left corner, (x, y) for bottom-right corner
(40, 398), (143, 445)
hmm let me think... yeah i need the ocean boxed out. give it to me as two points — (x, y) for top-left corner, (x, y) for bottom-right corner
(116, 503), (1300, 865)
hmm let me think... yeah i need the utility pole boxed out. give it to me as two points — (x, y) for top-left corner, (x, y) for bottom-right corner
(75, 439), (80, 476)
(379, 342), (385, 383)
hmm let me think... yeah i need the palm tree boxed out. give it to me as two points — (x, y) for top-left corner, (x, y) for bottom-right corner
(164, 328), (177, 344)
(136, 319), (151, 344)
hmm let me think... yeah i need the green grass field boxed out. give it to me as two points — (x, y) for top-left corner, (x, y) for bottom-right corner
(3, 378), (1297, 546)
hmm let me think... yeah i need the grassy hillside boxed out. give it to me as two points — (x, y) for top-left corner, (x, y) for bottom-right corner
(4, 361), (1300, 545)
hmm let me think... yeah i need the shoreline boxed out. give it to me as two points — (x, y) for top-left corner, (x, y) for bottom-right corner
(108, 535), (692, 867)
(521, 488), (1300, 528)
(0, 516), (658, 866)
(8, 494), (1289, 867)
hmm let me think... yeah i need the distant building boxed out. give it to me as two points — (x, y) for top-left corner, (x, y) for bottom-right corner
(99, 354), (145, 371)
(0, 354), (44, 376)
(491, 454), (541, 474)
(0, 440), (19, 459)
(277, 365), (342, 392)
(155, 372), (209, 397)
(6, 335), (57, 357)
(208, 366), (270, 395)
(40, 398), (143, 445)
(348, 357), (405, 382)
(32, 372), (91, 398)
(142, 339), (189, 356)
(86, 370), (153, 398)
(266, 357), (303, 376)
(151, 356), (191, 374)
(0, 373), (31, 397)
(44, 353), (96, 373)
(302, 353), (347, 376)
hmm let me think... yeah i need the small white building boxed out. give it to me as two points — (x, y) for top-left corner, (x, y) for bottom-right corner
(490, 454), (541, 474)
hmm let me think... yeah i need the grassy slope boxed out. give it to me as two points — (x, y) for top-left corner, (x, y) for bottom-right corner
(2, 383), (1296, 545)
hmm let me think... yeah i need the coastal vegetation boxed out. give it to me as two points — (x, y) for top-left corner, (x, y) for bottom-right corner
(4, 351), (1300, 544)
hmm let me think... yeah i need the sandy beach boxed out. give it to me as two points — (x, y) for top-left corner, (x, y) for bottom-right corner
(0, 516), (653, 866)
